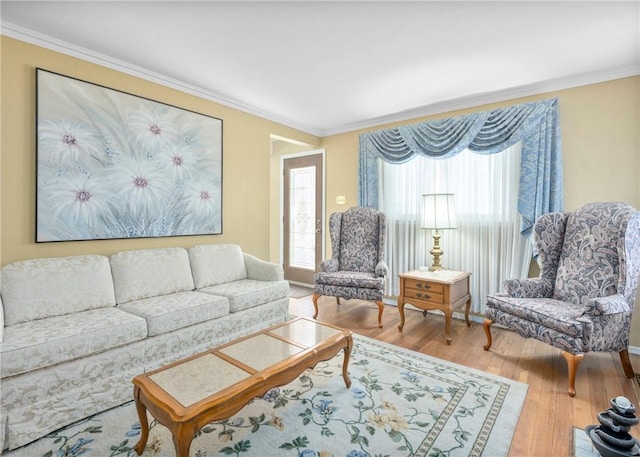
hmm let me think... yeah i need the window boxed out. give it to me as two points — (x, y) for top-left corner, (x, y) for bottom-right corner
(380, 142), (531, 313)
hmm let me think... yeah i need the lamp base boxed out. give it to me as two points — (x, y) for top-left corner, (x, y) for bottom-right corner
(429, 230), (444, 272)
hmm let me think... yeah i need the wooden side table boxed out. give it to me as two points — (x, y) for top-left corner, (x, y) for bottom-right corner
(397, 270), (471, 344)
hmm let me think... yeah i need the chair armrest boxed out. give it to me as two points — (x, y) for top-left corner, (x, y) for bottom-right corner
(242, 253), (284, 281)
(320, 258), (339, 272)
(583, 294), (631, 316)
(375, 260), (388, 277)
(504, 278), (554, 298)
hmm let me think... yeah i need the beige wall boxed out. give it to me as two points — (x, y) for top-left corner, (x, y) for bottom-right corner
(0, 36), (319, 265)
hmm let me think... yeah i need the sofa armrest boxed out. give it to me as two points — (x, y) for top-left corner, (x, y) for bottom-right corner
(583, 294), (631, 316)
(242, 253), (284, 281)
(503, 278), (554, 298)
(320, 258), (339, 272)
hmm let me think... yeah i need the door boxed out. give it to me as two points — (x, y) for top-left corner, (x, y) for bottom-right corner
(283, 152), (323, 285)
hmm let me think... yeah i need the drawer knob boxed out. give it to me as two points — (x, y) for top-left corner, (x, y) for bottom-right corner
(416, 283), (431, 289)
(416, 292), (431, 300)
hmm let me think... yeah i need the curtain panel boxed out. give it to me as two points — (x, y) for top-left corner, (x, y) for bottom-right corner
(358, 98), (563, 236)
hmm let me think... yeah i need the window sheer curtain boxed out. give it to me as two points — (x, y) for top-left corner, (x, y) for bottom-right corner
(380, 144), (532, 312)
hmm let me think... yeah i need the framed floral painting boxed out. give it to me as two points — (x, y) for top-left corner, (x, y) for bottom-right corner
(36, 68), (223, 242)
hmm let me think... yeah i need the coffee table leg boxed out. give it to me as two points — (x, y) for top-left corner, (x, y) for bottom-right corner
(133, 386), (149, 455)
(173, 423), (194, 457)
(342, 335), (353, 388)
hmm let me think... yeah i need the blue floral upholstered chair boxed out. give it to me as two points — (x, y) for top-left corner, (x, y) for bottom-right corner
(312, 206), (388, 328)
(483, 202), (640, 397)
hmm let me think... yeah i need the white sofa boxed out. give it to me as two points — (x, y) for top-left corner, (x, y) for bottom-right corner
(0, 243), (289, 452)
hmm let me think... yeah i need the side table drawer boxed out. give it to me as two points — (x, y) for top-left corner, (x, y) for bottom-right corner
(403, 279), (445, 304)
(404, 278), (445, 293)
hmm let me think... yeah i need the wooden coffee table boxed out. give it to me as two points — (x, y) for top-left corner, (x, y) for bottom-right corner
(132, 317), (353, 457)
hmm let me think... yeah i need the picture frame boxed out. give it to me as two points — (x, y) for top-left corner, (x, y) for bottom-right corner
(36, 68), (223, 242)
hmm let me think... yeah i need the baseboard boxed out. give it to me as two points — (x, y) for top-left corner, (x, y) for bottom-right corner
(383, 298), (640, 355)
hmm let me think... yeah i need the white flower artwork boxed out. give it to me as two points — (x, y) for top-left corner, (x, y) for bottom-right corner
(36, 69), (223, 241)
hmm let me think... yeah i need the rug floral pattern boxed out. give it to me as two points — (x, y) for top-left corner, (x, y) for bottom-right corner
(9, 336), (527, 457)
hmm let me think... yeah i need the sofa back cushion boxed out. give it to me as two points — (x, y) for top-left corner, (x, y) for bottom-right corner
(110, 247), (195, 304)
(189, 244), (247, 288)
(1, 255), (116, 326)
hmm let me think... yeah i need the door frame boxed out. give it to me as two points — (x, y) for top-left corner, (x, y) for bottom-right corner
(279, 149), (326, 284)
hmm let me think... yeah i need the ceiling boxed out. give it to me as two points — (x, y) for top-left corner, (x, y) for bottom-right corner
(2, 1), (639, 137)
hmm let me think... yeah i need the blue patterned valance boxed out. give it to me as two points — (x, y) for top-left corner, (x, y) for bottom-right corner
(358, 98), (563, 236)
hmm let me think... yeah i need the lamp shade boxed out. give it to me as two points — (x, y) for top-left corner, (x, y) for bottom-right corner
(421, 193), (457, 229)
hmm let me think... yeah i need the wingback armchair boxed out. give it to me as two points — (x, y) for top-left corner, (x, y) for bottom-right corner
(483, 202), (640, 396)
(312, 206), (388, 328)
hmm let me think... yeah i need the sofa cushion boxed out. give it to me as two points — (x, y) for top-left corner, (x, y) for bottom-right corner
(0, 307), (147, 378)
(189, 244), (247, 288)
(1, 255), (116, 326)
(198, 279), (289, 313)
(110, 247), (195, 304)
(117, 291), (229, 336)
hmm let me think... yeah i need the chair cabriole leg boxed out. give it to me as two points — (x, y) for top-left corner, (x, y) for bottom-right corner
(483, 318), (493, 350)
(312, 293), (321, 319)
(375, 300), (384, 328)
(562, 351), (584, 397)
(619, 349), (635, 378)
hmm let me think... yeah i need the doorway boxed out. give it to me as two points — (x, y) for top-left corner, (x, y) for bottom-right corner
(282, 151), (324, 285)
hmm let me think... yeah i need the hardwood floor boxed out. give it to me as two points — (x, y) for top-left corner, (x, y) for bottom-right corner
(290, 295), (640, 457)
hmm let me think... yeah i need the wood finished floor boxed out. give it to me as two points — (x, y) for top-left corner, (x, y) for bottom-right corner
(289, 295), (640, 457)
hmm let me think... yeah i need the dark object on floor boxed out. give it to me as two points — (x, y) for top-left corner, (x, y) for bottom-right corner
(585, 396), (640, 457)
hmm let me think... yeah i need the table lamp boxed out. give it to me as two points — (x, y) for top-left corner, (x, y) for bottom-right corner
(421, 193), (457, 271)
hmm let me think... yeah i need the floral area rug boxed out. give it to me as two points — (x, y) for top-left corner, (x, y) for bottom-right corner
(5, 335), (527, 457)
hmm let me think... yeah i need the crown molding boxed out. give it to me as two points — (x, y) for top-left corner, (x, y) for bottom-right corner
(3, 21), (638, 138)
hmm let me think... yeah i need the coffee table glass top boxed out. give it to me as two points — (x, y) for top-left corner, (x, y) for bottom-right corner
(269, 316), (342, 347)
(218, 334), (302, 370)
(147, 319), (343, 408)
(149, 354), (248, 407)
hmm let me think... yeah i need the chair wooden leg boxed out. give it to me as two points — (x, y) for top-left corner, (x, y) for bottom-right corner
(312, 293), (321, 319)
(620, 349), (635, 378)
(483, 319), (493, 350)
(336, 297), (341, 305)
(562, 351), (584, 397)
(375, 300), (384, 328)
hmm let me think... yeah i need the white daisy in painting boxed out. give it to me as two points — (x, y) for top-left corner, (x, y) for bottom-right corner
(178, 177), (222, 234)
(38, 118), (103, 164)
(128, 105), (179, 158)
(109, 155), (175, 220)
(46, 173), (114, 232)
(159, 143), (200, 182)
